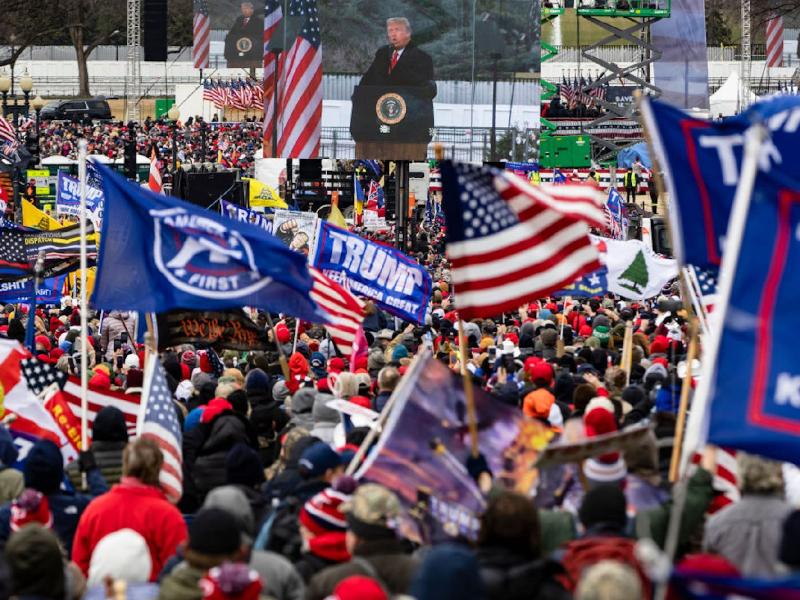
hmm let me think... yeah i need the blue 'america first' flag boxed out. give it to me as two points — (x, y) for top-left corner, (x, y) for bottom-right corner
(139, 356), (183, 504)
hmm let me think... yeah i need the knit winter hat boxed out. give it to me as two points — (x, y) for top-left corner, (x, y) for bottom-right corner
(199, 563), (263, 600)
(330, 576), (388, 600)
(10, 489), (53, 532)
(578, 484), (627, 530)
(225, 443), (265, 488)
(244, 368), (269, 393)
(23, 440), (64, 495)
(188, 508), (242, 556)
(583, 399), (626, 486)
(300, 487), (352, 536)
(92, 406), (129, 443)
(275, 322), (291, 344)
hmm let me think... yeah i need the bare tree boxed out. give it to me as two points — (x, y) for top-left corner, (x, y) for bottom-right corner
(0, 0), (64, 69)
(64, 0), (126, 97)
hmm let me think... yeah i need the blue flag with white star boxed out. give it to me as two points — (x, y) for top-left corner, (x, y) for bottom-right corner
(91, 163), (324, 322)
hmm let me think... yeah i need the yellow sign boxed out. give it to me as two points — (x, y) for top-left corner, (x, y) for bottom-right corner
(27, 169), (51, 196)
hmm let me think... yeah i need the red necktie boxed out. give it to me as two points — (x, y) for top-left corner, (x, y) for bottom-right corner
(389, 50), (399, 73)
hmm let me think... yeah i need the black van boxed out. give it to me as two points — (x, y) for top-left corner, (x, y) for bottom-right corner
(39, 97), (113, 121)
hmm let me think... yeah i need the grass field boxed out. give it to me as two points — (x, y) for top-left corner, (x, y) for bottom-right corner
(542, 9), (640, 47)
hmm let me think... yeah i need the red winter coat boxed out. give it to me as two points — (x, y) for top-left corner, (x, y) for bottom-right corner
(72, 477), (187, 581)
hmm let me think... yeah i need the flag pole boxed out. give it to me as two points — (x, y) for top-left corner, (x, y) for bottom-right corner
(433, 142), (480, 458)
(620, 320), (634, 386)
(78, 139), (89, 453)
(668, 317), (699, 483)
(265, 313), (290, 381)
(457, 318), (480, 458)
(292, 318), (301, 354)
(657, 126), (765, 600)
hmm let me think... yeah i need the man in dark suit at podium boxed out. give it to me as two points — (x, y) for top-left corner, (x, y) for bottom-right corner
(224, 2), (263, 68)
(360, 17), (437, 100)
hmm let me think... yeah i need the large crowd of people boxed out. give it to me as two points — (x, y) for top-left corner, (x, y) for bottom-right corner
(32, 117), (263, 173)
(0, 219), (797, 600)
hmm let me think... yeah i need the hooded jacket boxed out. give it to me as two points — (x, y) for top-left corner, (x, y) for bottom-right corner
(185, 410), (258, 499)
(289, 388), (316, 432)
(309, 393), (338, 445)
(72, 477), (188, 581)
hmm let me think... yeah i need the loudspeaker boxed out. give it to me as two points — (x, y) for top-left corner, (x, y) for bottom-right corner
(182, 171), (240, 208)
(298, 159), (322, 181)
(143, 0), (168, 62)
(124, 141), (137, 180)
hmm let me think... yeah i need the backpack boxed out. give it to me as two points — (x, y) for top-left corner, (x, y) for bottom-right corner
(254, 495), (304, 562)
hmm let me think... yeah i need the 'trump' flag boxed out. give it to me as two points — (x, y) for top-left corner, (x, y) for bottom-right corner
(192, 0), (211, 69)
(440, 161), (605, 319)
(640, 95), (800, 268)
(705, 169), (800, 464)
(92, 163), (324, 321)
(309, 266), (365, 360)
(148, 147), (162, 194)
(605, 188), (627, 240)
(139, 356), (183, 504)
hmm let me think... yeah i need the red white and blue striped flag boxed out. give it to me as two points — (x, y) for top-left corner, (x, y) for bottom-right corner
(440, 162), (606, 319)
(139, 356), (183, 504)
(262, 0), (284, 150)
(192, 0), (210, 69)
(309, 266), (365, 360)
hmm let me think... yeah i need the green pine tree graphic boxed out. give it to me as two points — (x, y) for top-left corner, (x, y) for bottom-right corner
(618, 250), (649, 295)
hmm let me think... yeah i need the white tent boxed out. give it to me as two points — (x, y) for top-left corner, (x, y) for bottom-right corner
(710, 71), (758, 117)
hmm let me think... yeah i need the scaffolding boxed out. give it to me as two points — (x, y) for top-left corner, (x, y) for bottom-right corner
(125, 0), (142, 123)
(576, 0), (671, 161)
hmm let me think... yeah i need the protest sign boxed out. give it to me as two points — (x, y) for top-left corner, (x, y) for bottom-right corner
(56, 172), (104, 226)
(272, 209), (318, 256)
(313, 221), (431, 324)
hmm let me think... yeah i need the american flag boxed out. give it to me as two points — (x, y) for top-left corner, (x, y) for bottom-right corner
(690, 447), (739, 512)
(202, 79), (215, 103)
(192, 0), (211, 69)
(275, 0), (322, 157)
(262, 0), (284, 150)
(309, 266), (365, 360)
(692, 266), (718, 314)
(139, 356), (183, 504)
(21, 356), (142, 438)
(0, 116), (17, 148)
(148, 146), (162, 193)
(0, 226), (29, 276)
(766, 15), (784, 68)
(441, 162), (605, 319)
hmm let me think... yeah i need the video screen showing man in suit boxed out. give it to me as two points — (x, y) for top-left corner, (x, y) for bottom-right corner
(351, 17), (437, 149)
(360, 18), (437, 100)
(224, 2), (263, 68)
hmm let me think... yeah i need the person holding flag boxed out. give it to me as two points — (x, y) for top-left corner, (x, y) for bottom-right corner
(148, 145), (162, 194)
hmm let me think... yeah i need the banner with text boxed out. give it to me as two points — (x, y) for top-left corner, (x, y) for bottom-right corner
(156, 309), (269, 352)
(0, 275), (67, 305)
(313, 221), (431, 324)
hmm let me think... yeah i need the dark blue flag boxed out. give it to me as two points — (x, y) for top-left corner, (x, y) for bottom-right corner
(552, 267), (608, 298)
(0, 275), (67, 305)
(91, 163), (323, 322)
(641, 95), (800, 268)
(671, 571), (800, 600)
(706, 168), (800, 463)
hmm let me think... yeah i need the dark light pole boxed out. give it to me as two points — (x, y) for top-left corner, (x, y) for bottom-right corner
(199, 118), (208, 163)
(489, 52), (501, 162)
(31, 95), (45, 166)
(0, 69), (34, 221)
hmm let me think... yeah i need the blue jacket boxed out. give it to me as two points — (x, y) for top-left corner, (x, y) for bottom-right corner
(0, 468), (106, 556)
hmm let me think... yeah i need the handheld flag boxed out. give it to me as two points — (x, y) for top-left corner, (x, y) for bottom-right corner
(139, 356), (183, 503)
(148, 147), (162, 194)
(91, 163), (323, 322)
(327, 191), (347, 229)
(440, 161), (605, 320)
(353, 174), (364, 226)
(309, 266), (365, 360)
(640, 95), (800, 268)
(22, 200), (61, 231)
(704, 168), (800, 464)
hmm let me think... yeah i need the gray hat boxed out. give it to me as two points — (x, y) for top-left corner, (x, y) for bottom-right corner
(203, 485), (255, 542)
(376, 329), (394, 341)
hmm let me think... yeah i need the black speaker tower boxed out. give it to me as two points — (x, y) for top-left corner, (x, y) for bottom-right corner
(143, 0), (168, 62)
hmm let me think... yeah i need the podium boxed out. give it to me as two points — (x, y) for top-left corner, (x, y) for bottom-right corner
(350, 85), (434, 159)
